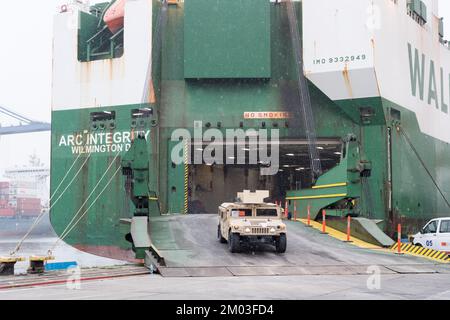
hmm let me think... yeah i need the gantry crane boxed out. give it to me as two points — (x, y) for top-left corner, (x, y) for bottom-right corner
(0, 106), (50, 135)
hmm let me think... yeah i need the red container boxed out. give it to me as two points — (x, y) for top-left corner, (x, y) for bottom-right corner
(17, 198), (41, 206)
(16, 197), (41, 215)
(0, 208), (15, 217)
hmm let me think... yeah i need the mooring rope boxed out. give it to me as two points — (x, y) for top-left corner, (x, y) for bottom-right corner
(47, 155), (92, 212)
(47, 152), (83, 204)
(285, 0), (322, 180)
(54, 152), (121, 248)
(9, 154), (91, 256)
(9, 1), (166, 257)
(397, 125), (450, 210)
(50, 166), (122, 253)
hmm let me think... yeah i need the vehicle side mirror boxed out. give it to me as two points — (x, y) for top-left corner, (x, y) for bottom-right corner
(420, 228), (424, 234)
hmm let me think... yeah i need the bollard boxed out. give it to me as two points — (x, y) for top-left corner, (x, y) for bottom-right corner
(343, 216), (353, 243)
(306, 205), (313, 227)
(0, 257), (25, 276)
(28, 256), (55, 274)
(293, 201), (298, 221)
(396, 224), (403, 255)
(320, 210), (328, 234)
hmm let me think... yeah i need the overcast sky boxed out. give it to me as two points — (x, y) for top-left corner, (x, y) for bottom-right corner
(0, 0), (449, 176)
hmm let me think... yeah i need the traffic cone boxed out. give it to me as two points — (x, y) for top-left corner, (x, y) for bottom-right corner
(320, 210), (328, 234)
(395, 224), (404, 255)
(306, 204), (313, 227)
(343, 215), (353, 243)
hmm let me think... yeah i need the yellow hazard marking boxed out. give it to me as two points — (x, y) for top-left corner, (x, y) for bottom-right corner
(312, 182), (347, 189)
(29, 256), (55, 262)
(411, 246), (421, 254)
(297, 219), (450, 263)
(431, 251), (440, 258)
(287, 193), (347, 201)
(390, 243), (450, 263)
(425, 249), (434, 257)
(296, 219), (382, 250)
(0, 257), (25, 263)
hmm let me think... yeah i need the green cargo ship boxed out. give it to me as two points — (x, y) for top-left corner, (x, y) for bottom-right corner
(50, 0), (450, 260)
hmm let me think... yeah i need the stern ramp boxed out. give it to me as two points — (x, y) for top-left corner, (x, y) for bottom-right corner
(144, 214), (444, 277)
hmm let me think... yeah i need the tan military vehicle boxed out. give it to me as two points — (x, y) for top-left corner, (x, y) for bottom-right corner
(217, 190), (287, 253)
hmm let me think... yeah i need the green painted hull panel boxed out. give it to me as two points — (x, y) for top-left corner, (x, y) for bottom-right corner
(50, 2), (450, 259)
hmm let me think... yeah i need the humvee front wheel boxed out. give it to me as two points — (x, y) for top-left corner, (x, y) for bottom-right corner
(228, 232), (241, 253)
(275, 234), (287, 253)
(218, 225), (227, 243)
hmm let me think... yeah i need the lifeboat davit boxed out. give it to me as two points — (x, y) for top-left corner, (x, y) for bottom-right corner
(104, 0), (126, 34)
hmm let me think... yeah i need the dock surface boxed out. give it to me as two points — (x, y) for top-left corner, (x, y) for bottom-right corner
(1, 214), (449, 299)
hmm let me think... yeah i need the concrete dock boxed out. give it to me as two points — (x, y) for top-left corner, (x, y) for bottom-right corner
(1, 215), (449, 299)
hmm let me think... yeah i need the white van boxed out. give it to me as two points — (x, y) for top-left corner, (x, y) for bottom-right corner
(412, 218), (450, 254)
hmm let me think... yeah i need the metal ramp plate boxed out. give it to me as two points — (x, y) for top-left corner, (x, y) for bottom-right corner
(385, 264), (440, 274)
(432, 265), (450, 274)
(147, 214), (443, 277)
(131, 217), (151, 248)
(0, 265), (149, 290)
(354, 218), (395, 247)
(158, 267), (233, 277)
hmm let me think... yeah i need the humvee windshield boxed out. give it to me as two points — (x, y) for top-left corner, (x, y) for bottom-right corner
(256, 209), (278, 217)
(231, 209), (252, 217)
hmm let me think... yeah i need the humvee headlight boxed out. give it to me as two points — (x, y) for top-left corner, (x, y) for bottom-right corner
(233, 225), (239, 230)
(245, 227), (251, 233)
(270, 227), (276, 233)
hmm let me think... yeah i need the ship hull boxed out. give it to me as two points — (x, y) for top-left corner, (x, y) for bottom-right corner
(50, 0), (450, 260)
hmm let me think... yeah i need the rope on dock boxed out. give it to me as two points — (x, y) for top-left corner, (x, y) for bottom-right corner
(49, 152), (122, 251)
(50, 165), (122, 252)
(9, 154), (91, 256)
(397, 125), (450, 210)
(46, 152), (83, 206)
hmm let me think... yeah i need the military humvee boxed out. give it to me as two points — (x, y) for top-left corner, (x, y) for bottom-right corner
(218, 190), (287, 253)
